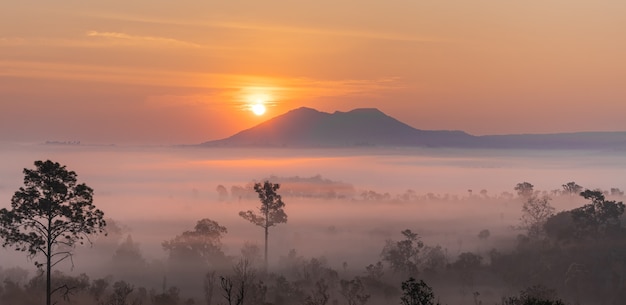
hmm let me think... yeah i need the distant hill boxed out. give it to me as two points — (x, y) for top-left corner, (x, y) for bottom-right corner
(201, 107), (475, 147)
(478, 132), (626, 150)
(199, 107), (626, 149)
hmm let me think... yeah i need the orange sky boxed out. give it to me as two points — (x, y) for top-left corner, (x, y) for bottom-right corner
(1, 1), (625, 144)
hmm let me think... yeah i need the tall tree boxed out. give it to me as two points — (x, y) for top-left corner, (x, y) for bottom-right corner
(239, 181), (287, 269)
(0, 160), (106, 305)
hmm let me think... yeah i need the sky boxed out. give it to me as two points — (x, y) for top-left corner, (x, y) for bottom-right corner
(1, 0), (625, 144)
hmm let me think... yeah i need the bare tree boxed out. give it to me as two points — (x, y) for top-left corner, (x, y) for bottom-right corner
(520, 195), (555, 239)
(239, 181), (287, 269)
(219, 276), (244, 305)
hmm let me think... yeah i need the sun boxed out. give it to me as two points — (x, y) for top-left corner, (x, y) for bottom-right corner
(251, 103), (266, 116)
(244, 92), (272, 116)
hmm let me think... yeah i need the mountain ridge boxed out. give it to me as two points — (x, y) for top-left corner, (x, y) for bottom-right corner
(200, 107), (626, 149)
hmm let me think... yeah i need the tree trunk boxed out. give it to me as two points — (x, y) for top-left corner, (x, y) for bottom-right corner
(264, 202), (269, 272)
(47, 235), (51, 305)
(264, 225), (268, 271)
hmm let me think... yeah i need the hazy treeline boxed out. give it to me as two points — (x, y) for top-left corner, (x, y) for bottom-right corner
(1, 176), (625, 305)
(221, 175), (623, 203)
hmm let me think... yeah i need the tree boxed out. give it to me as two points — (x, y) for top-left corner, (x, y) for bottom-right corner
(561, 182), (582, 196)
(478, 229), (490, 240)
(204, 270), (217, 305)
(520, 195), (555, 239)
(103, 281), (142, 305)
(162, 218), (229, 268)
(340, 277), (370, 305)
(400, 277), (439, 305)
(452, 252), (483, 287)
(0, 160), (106, 305)
(219, 276), (244, 305)
(216, 185), (229, 202)
(503, 285), (566, 305)
(515, 182), (535, 198)
(544, 211), (576, 241)
(240, 241), (263, 267)
(304, 279), (330, 305)
(239, 181), (287, 269)
(571, 189), (625, 237)
(111, 235), (147, 282)
(610, 187), (624, 196)
(381, 229), (424, 276)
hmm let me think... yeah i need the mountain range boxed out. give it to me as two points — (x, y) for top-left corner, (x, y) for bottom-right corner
(200, 107), (626, 149)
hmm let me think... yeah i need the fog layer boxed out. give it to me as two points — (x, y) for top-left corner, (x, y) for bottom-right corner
(0, 143), (624, 304)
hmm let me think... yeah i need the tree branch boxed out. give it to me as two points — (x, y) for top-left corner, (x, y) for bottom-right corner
(51, 284), (76, 304)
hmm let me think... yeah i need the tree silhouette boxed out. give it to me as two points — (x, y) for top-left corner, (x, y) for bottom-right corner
(340, 277), (370, 305)
(503, 285), (566, 305)
(162, 218), (228, 268)
(453, 252), (483, 288)
(0, 160), (106, 305)
(239, 181), (287, 269)
(216, 185), (228, 202)
(478, 229), (490, 240)
(400, 277), (439, 305)
(381, 229), (424, 276)
(514, 182), (535, 198)
(571, 189), (625, 237)
(520, 195), (555, 239)
(561, 182), (582, 196)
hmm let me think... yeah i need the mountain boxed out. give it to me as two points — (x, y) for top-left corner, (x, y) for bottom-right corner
(200, 107), (626, 149)
(201, 107), (476, 147)
(478, 132), (626, 150)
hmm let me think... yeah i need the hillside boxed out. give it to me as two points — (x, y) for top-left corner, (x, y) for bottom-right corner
(200, 107), (626, 149)
(201, 107), (475, 147)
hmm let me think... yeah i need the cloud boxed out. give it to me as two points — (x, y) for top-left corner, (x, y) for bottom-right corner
(86, 31), (203, 48)
(212, 22), (439, 43)
(79, 11), (440, 43)
(0, 59), (403, 110)
(0, 36), (101, 48)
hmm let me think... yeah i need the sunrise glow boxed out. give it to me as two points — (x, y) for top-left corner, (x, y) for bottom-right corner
(251, 103), (266, 116)
(1, 1), (625, 144)
(2, 3), (626, 304)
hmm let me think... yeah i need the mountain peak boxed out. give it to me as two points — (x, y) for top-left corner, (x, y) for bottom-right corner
(334, 108), (384, 115)
(198, 106), (625, 149)
(201, 107), (474, 147)
(289, 106), (323, 114)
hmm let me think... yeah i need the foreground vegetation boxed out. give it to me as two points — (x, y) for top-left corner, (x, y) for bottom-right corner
(1, 161), (625, 305)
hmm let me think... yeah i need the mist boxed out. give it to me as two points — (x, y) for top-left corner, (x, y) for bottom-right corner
(1, 142), (624, 304)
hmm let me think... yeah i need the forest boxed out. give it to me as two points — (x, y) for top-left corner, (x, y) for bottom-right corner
(1, 157), (625, 305)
